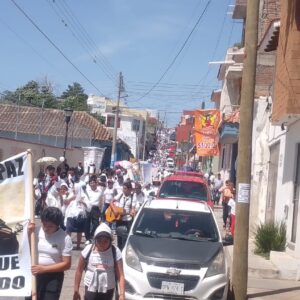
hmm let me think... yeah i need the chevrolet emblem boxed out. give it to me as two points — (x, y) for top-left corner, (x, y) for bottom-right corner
(166, 267), (181, 276)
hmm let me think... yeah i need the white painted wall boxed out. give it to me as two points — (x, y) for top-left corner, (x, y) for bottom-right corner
(273, 119), (300, 257)
(250, 97), (271, 233)
(0, 138), (83, 176)
(103, 112), (144, 159)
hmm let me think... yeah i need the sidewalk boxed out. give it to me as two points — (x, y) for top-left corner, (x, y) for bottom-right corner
(214, 205), (280, 279)
(213, 205), (300, 299)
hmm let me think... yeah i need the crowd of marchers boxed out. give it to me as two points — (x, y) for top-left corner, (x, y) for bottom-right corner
(28, 157), (158, 300)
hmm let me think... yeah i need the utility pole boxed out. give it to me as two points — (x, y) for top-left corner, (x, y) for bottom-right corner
(231, 1), (259, 300)
(111, 72), (124, 168)
(142, 112), (149, 161)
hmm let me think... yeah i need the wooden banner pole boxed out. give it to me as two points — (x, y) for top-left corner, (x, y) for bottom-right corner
(27, 149), (37, 300)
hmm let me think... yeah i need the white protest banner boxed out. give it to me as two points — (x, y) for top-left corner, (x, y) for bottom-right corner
(83, 147), (106, 174)
(0, 152), (32, 297)
(140, 162), (152, 185)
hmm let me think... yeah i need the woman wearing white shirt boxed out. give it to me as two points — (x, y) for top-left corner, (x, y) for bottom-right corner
(27, 207), (72, 300)
(73, 223), (125, 300)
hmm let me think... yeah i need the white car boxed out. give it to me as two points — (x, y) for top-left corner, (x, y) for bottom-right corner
(118, 199), (232, 300)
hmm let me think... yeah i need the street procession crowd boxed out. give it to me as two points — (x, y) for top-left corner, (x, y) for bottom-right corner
(27, 147), (237, 300)
(29, 157), (158, 300)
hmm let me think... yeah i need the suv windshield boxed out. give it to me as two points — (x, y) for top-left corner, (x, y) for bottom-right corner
(133, 208), (219, 242)
(158, 180), (208, 201)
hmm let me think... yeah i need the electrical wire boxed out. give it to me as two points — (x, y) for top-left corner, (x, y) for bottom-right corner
(191, 0), (232, 98)
(47, 0), (118, 84)
(129, 0), (212, 103)
(60, 0), (118, 77)
(10, 0), (105, 96)
(0, 16), (66, 80)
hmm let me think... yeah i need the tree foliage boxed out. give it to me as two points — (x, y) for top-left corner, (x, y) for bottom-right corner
(0, 80), (90, 112)
(59, 82), (88, 111)
(0, 80), (57, 108)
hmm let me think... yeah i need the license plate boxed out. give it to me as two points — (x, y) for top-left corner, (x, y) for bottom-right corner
(161, 281), (184, 295)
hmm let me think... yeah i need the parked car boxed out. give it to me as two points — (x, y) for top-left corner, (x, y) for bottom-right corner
(119, 199), (232, 300)
(157, 174), (214, 207)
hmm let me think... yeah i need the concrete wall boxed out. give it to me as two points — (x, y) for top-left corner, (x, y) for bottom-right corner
(250, 97), (271, 233)
(102, 112), (141, 158)
(274, 119), (300, 257)
(0, 137), (83, 177)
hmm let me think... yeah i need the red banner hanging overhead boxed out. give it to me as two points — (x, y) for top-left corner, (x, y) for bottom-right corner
(194, 109), (221, 156)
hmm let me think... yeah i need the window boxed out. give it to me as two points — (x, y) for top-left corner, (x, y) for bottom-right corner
(132, 119), (140, 132)
(106, 115), (120, 128)
(133, 208), (219, 241)
(221, 147), (225, 169)
(158, 180), (208, 201)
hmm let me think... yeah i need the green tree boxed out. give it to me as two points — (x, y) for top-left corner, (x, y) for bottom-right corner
(0, 90), (17, 103)
(1, 80), (58, 108)
(40, 85), (57, 108)
(59, 82), (88, 111)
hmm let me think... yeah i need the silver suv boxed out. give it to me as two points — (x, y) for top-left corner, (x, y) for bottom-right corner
(119, 199), (231, 300)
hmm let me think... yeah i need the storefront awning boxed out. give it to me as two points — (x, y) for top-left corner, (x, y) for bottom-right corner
(220, 123), (239, 144)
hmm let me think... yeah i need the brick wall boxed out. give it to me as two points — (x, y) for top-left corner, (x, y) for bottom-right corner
(176, 123), (193, 143)
(255, 65), (275, 97)
(272, 0), (300, 124)
(259, 0), (281, 40)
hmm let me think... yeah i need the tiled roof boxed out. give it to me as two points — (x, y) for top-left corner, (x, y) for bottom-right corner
(0, 104), (112, 141)
(223, 109), (240, 124)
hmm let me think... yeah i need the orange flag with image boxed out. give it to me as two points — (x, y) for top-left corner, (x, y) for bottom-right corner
(194, 109), (221, 156)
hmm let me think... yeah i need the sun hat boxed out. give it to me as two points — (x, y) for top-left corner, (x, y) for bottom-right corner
(94, 223), (112, 239)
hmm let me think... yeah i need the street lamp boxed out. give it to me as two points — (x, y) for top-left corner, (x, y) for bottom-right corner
(63, 107), (73, 158)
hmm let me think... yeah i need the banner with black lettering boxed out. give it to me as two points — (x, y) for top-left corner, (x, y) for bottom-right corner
(0, 152), (32, 297)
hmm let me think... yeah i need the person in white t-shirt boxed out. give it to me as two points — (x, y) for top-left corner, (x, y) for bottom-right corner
(73, 223), (125, 300)
(102, 179), (118, 218)
(110, 182), (136, 249)
(83, 175), (104, 244)
(228, 197), (236, 236)
(143, 183), (155, 202)
(113, 174), (124, 195)
(133, 182), (145, 211)
(45, 181), (62, 209)
(27, 207), (72, 300)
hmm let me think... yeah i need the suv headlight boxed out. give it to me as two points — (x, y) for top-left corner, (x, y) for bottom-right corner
(125, 243), (143, 272)
(205, 250), (225, 277)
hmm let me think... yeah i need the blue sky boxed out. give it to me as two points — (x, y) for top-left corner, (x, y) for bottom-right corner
(0, 0), (242, 127)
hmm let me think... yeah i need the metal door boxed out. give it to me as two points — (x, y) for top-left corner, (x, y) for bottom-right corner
(265, 142), (280, 223)
(291, 144), (300, 243)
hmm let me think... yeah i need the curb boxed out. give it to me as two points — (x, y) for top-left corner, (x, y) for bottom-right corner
(226, 245), (281, 280)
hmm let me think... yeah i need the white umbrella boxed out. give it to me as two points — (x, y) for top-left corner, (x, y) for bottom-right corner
(36, 156), (57, 164)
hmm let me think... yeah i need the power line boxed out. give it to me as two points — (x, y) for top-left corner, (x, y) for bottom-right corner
(47, 0), (117, 84)
(0, 16), (66, 80)
(10, 0), (105, 96)
(130, 0), (212, 103)
(60, 0), (118, 77)
(191, 0), (232, 97)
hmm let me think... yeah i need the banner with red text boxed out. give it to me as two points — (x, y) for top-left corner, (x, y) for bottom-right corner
(194, 109), (221, 156)
(0, 152), (32, 297)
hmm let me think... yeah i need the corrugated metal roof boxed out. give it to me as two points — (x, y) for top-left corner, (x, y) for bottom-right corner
(0, 104), (112, 141)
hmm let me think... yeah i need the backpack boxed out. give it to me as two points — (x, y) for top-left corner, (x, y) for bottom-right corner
(84, 244), (117, 271)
